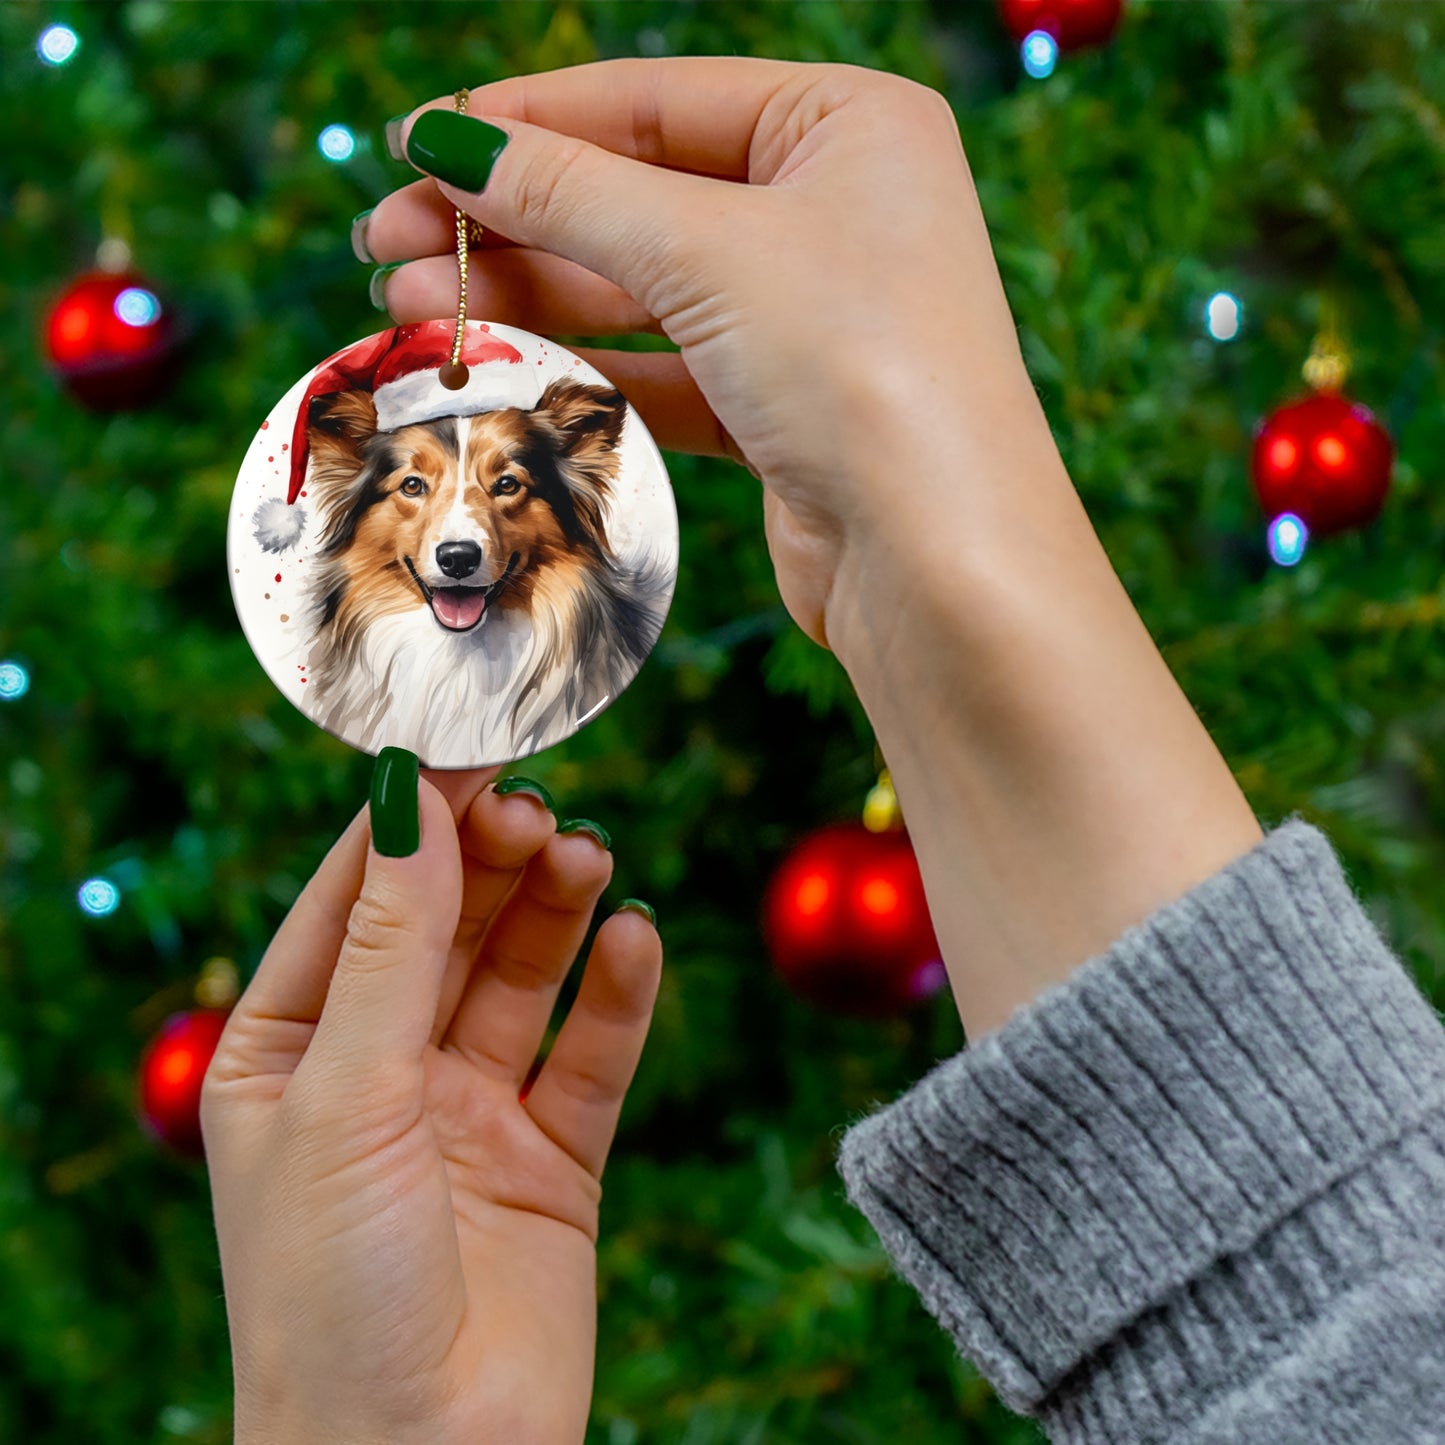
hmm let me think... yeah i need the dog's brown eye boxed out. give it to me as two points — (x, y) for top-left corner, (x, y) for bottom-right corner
(494, 474), (522, 497)
(399, 476), (426, 497)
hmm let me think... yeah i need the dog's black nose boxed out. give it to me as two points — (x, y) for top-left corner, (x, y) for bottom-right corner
(435, 541), (482, 580)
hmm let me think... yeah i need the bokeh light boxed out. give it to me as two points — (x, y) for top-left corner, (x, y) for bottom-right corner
(1267, 512), (1309, 567)
(318, 124), (356, 162)
(78, 878), (121, 917)
(1205, 291), (1242, 341)
(1021, 30), (1059, 79)
(37, 24), (79, 66)
(0, 660), (29, 701)
(114, 287), (162, 328)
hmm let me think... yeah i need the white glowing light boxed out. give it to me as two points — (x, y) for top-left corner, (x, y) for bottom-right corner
(1267, 512), (1308, 567)
(78, 877), (121, 917)
(318, 124), (357, 162)
(1022, 30), (1059, 79)
(0, 661), (29, 700)
(1205, 291), (1242, 342)
(114, 287), (161, 327)
(38, 24), (79, 66)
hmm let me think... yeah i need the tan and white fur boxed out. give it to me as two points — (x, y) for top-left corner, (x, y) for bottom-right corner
(300, 378), (668, 766)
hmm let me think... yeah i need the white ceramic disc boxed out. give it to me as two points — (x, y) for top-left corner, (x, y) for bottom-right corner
(228, 320), (677, 768)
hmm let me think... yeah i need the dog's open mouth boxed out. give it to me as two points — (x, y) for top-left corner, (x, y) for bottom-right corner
(405, 554), (519, 633)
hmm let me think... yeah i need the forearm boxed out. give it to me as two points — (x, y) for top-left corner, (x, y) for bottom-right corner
(827, 389), (1262, 1039)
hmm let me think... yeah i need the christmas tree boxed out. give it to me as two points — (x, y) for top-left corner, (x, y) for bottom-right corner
(3, 3), (1443, 1441)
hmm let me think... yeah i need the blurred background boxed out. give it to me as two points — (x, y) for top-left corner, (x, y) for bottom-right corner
(2, 2), (1444, 1441)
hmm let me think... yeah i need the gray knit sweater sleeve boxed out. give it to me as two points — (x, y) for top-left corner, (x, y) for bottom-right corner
(836, 817), (1445, 1443)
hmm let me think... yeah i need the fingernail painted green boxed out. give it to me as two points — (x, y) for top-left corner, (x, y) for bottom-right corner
(494, 776), (555, 811)
(371, 747), (420, 857)
(369, 262), (404, 312)
(350, 209), (375, 264)
(617, 898), (656, 926)
(558, 818), (612, 851)
(405, 110), (510, 192)
(384, 114), (408, 162)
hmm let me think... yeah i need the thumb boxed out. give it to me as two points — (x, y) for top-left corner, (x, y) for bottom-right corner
(397, 107), (733, 318)
(304, 750), (463, 1084)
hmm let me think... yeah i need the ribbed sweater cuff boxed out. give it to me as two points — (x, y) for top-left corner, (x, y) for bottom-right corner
(836, 817), (1445, 1424)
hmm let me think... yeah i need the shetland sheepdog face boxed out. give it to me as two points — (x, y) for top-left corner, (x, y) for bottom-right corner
(305, 377), (626, 637)
(297, 374), (669, 767)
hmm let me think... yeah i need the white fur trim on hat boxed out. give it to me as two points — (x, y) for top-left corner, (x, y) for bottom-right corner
(374, 363), (543, 432)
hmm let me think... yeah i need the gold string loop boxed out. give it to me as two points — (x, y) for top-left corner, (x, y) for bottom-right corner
(439, 88), (481, 391)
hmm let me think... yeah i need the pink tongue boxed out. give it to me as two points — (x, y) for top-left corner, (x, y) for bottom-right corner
(432, 588), (487, 630)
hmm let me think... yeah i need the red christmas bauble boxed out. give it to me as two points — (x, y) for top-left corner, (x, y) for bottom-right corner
(998, 0), (1124, 49)
(44, 270), (180, 410)
(138, 1009), (230, 1156)
(763, 823), (945, 1017)
(1251, 391), (1393, 537)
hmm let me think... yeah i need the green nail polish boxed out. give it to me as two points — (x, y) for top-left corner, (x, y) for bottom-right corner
(369, 262), (404, 312)
(558, 818), (612, 851)
(370, 747), (420, 857)
(494, 775), (555, 811)
(617, 898), (656, 926)
(350, 208), (375, 264)
(405, 110), (510, 192)
(384, 114), (409, 162)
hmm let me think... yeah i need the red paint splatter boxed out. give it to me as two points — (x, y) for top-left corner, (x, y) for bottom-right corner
(300, 490), (307, 498)
(261, 420), (269, 430)
(268, 456), (274, 463)
(275, 573), (282, 583)
(281, 443), (288, 451)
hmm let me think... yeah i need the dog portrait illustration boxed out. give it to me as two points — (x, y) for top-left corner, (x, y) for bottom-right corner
(229, 322), (676, 767)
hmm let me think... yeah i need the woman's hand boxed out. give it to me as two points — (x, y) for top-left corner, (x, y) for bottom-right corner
(202, 764), (661, 1445)
(361, 57), (1047, 657)
(363, 59), (1262, 1041)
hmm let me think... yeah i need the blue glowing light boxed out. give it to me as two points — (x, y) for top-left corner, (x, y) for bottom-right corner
(78, 877), (121, 917)
(1267, 512), (1309, 567)
(318, 124), (357, 162)
(1021, 30), (1059, 79)
(38, 24), (79, 66)
(114, 287), (161, 328)
(1205, 291), (1242, 342)
(0, 661), (29, 700)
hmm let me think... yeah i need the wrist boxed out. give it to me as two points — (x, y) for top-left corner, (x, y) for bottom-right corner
(825, 424), (1262, 1038)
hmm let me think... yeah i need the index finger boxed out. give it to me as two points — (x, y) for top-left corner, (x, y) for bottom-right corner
(405, 55), (809, 181)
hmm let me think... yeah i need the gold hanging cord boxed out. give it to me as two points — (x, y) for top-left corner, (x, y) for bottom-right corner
(439, 89), (485, 391)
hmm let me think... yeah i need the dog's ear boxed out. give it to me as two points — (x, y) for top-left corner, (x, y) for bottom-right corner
(308, 388), (378, 444)
(535, 378), (626, 458)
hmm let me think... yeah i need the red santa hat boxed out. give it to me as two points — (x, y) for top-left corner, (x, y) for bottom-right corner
(285, 321), (541, 504)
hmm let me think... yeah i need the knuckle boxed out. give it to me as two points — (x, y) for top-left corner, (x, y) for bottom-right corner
(512, 136), (591, 232)
(341, 893), (412, 968)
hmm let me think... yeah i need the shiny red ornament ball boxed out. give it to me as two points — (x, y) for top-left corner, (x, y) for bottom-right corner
(44, 269), (180, 410)
(1251, 392), (1393, 537)
(138, 1009), (230, 1156)
(763, 823), (945, 1017)
(998, 0), (1124, 49)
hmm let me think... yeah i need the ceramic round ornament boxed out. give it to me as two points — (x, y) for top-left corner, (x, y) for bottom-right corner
(228, 319), (678, 767)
